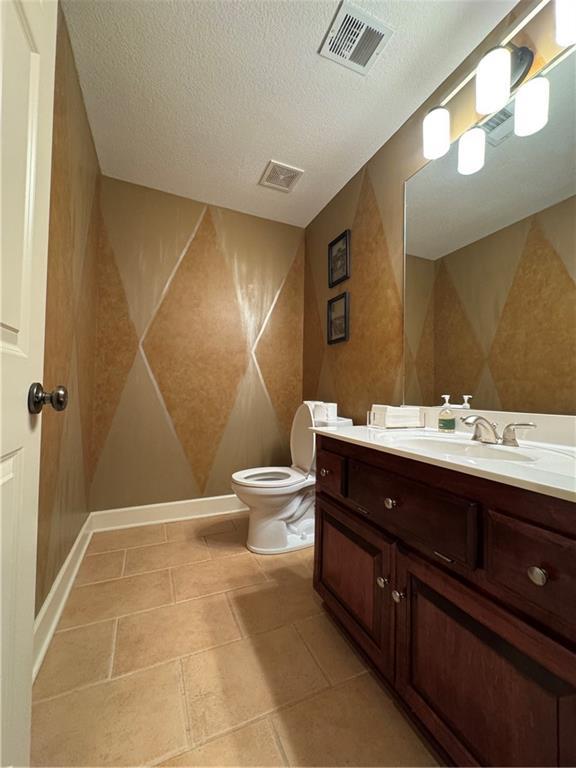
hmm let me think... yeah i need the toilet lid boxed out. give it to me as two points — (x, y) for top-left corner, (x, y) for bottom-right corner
(290, 402), (315, 474)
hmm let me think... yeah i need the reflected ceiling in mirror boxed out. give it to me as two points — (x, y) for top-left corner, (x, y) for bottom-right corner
(404, 51), (576, 415)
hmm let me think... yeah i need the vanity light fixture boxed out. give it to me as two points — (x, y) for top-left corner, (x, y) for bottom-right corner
(475, 46), (511, 114)
(422, 107), (451, 159)
(457, 127), (486, 175)
(555, 0), (576, 46)
(514, 76), (550, 136)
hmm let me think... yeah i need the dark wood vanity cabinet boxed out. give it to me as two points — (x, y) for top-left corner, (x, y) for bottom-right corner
(313, 435), (576, 767)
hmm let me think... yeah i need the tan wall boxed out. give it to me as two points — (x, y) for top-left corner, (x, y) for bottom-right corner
(407, 197), (576, 413)
(36, 10), (100, 611)
(90, 177), (304, 510)
(38, 13), (304, 609)
(302, 0), (565, 423)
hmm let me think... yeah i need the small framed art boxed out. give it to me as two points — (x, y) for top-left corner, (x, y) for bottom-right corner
(327, 292), (349, 344)
(328, 229), (350, 288)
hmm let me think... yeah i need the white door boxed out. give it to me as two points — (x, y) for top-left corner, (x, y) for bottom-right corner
(1, 0), (57, 764)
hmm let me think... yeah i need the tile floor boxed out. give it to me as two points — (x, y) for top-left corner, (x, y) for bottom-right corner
(32, 513), (438, 767)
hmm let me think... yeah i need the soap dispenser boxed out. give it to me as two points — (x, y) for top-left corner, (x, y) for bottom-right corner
(438, 395), (456, 433)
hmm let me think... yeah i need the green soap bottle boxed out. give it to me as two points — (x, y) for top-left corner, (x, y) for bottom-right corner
(438, 395), (456, 433)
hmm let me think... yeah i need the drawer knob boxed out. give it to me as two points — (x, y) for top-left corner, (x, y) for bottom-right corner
(376, 576), (389, 589)
(384, 497), (397, 510)
(527, 566), (548, 587)
(391, 590), (406, 603)
(319, 468), (330, 478)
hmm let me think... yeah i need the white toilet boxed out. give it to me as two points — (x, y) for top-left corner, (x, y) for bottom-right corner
(231, 402), (319, 554)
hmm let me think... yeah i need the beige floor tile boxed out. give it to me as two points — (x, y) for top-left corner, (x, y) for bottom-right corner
(205, 527), (248, 559)
(31, 661), (188, 767)
(59, 570), (172, 629)
(252, 548), (314, 583)
(295, 613), (366, 685)
(125, 540), (210, 575)
(181, 625), (327, 743)
(272, 675), (438, 767)
(160, 719), (284, 767)
(227, 577), (322, 635)
(114, 594), (241, 675)
(166, 516), (237, 543)
(172, 553), (266, 601)
(75, 551), (125, 586)
(87, 524), (166, 554)
(33, 621), (115, 701)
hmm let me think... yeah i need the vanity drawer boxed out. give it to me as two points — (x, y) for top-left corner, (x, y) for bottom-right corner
(486, 510), (576, 628)
(347, 459), (478, 567)
(316, 449), (346, 497)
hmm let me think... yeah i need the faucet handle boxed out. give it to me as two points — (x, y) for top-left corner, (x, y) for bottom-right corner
(501, 422), (536, 447)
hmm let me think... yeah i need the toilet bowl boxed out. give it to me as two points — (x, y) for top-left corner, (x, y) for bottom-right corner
(231, 402), (318, 554)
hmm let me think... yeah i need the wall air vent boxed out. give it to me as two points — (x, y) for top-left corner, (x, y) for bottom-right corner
(319, 1), (393, 75)
(482, 105), (515, 147)
(259, 160), (304, 192)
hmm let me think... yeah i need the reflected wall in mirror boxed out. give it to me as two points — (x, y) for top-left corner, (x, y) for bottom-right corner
(404, 51), (576, 415)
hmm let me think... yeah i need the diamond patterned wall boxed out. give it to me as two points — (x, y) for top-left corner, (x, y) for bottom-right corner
(406, 196), (576, 412)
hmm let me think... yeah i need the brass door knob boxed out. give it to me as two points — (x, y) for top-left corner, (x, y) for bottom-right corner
(527, 566), (548, 586)
(319, 468), (330, 477)
(28, 383), (68, 414)
(376, 576), (389, 589)
(391, 590), (406, 603)
(384, 497), (397, 510)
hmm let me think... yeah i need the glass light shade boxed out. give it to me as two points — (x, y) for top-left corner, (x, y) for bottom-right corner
(555, 0), (576, 46)
(475, 47), (511, 114)
(457, 127), (486, 175)
(514, 77), (550, 137)
(422, 107), (451, 159)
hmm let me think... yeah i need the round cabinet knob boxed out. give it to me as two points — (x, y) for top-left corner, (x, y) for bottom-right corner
(28, 383), (68, 414)
(376, 576), (389, 589)
(391, 590), (405, 603)
(384, 497), (397, 510)
(319, 468), (330, 478)
(527, 566), (548, 587)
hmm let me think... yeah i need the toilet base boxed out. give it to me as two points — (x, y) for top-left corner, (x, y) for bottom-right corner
(247, 531), (314, 555)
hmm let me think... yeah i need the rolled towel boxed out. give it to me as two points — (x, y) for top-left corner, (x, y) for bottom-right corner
(371, 405), (423, 428)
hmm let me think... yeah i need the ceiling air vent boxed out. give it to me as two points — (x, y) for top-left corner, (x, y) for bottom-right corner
(319, 1), (393, 75)
(259, 160), (304, 192)
(482, 105), (515, 147)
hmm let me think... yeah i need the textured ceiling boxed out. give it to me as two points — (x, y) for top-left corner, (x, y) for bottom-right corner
(62, 0), (516, 227)
(406, 52), (576, 260)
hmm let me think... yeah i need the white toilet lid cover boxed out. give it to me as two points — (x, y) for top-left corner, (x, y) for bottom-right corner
(290, 402), (315, 474)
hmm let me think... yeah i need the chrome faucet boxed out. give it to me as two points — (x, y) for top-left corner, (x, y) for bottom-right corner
(460, 415), (500, 444)
(501, 422), (536, 447)
(461, 415), (537, 446)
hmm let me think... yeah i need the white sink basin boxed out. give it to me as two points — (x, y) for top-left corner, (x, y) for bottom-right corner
(389, 437), (536, 463)
(379, 433), (576, 475)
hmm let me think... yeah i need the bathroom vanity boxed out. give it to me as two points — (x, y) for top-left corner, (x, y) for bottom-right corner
(312, 427), (576, 767)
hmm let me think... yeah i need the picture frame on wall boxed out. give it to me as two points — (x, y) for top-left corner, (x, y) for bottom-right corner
(327, 292), (349, 344)
(328, 229), (351, 288)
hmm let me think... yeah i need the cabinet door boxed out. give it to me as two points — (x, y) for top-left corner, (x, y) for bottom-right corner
(314, 495), (395, 681)
(396, 552), (576, 767)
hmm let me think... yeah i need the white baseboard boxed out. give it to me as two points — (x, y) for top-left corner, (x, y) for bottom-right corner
(33, 514), (93, 680)
(33, 493), (246, 679)
(89, 492), (247, 531)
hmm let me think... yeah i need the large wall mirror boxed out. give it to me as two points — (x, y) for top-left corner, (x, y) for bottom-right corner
(404, 50), (576, 416)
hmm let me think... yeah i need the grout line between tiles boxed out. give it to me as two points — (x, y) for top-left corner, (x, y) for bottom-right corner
(121, 549), (127, 577)
(291, 620), (332, 688)
(268, 714), (291, 767)
(108, 619), (119, 679)
(223, 590), (246, 638)
(177, 657), (193, 749)
(168, 568), (176, 603)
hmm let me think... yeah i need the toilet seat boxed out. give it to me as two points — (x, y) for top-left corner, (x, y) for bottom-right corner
(231, 465), (311, 489)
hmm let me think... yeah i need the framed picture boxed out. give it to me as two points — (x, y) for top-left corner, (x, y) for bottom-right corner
(328, 229), (351, 288)
(327, 292), (349, 344)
